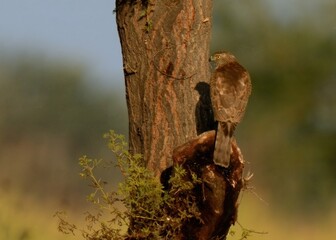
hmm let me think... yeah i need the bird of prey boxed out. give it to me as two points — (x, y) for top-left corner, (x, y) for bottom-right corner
(209, 51), (251, 168)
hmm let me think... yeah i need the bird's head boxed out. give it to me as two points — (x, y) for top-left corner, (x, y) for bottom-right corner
(209, 51), (237, 66)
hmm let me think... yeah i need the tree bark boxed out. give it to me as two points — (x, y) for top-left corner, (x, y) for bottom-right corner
(116, 0), (213, 176)
(172, 131), (245, 239)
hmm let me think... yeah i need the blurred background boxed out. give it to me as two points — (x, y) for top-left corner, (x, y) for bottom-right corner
(0, 0), (335, 239)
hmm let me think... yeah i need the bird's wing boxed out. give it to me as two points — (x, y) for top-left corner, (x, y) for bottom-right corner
(210, 62), (251, 122)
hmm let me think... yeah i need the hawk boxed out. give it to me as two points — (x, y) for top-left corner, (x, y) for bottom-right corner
(210, 51), (251, 168)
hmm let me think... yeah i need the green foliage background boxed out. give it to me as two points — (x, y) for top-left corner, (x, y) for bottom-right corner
(0, 0), (335, 239)
(0, 51), (128, 239)
(211, 0), (336, 215)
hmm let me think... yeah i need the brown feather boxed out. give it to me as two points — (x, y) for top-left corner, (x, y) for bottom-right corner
(213, 122), (234, 167)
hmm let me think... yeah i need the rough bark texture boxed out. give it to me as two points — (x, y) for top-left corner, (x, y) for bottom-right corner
(171, 131), (245, 239)
(116, 0), (213, 176)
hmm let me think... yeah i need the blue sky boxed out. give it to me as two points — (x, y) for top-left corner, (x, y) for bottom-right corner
(0, 0), (123, 87)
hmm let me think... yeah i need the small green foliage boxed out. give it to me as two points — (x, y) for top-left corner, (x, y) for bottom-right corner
(229, 222), (268, 240)
(54, 211), (77, 235)
(56, 130), (202, 239)
(162, 165), (203, 238)
(144, 20), (153, 33)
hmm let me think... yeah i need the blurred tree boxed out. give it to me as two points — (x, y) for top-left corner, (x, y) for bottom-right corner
(0, 53), (127, 202)
(0, 54), (127, 150)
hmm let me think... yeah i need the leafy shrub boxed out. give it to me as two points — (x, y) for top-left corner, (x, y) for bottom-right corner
(55, 131), (201, 239)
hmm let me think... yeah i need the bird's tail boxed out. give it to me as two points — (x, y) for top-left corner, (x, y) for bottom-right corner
(213, 122), (233, 168)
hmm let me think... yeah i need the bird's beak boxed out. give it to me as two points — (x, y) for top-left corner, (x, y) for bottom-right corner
(209, 55), (214, 62)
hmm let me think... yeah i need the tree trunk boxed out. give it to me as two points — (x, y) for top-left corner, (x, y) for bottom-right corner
(116, 0), (213, 176)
